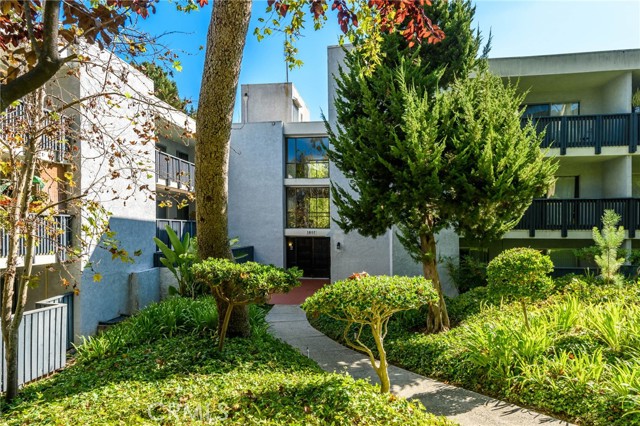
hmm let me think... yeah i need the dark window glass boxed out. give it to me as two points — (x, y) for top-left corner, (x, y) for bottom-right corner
(286, 187), (330, 228)
(286, 137), (329, 178)
(523, 104), (550, 118)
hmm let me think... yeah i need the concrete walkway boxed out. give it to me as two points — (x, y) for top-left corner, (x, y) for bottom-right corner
(266, 305), (571, 426)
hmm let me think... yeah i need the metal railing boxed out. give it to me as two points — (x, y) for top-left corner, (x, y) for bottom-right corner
(1, 103), (69, 163)
(0, 214), (72, 260)
(1, 292), (72, 392)
(155, 151), (195, 190)
(525, 112), (640, 155)
(514, 198), (640, 237)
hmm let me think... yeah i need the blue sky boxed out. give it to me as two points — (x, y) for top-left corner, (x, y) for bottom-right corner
(137, 1), (640, 121)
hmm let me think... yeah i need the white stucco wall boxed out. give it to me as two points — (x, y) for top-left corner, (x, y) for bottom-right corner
(72, 49), (159, 339)
(241, 83), (310, 124)
(601, 72), (632, 114)
(229, 121), (285, 267)
(603, 156), (632, 198)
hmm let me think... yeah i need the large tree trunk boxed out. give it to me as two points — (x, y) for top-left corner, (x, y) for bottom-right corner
(420, 233), (450, 333)
(196, 0), (252, 338)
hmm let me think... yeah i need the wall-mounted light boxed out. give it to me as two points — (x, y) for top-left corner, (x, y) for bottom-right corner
(336, 242), (342, 251)
(288, 240), (294, 251)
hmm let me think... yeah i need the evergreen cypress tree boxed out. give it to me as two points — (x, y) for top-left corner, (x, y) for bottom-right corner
(328, 0), (556, 332)
(139, 62), (189, 112)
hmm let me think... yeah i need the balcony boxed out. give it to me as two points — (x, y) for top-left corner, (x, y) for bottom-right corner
(155, 151), (195, 191)
(525, 112), (640, 155)
(1, 104), (69, 163)
(0, 214), (72, 262)
(514, 198), (640, 237)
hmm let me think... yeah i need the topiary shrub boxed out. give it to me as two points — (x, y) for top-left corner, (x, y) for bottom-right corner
(487, 248), (554, 329)
(193, 259), (301, 350)
(302, 274), (437, 393)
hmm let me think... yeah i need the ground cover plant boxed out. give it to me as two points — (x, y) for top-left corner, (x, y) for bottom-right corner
(310, 275), (640, 425)
(1, 297), (454, 425)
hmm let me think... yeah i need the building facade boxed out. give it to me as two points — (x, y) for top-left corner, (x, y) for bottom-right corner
(229, 47), (640, 293)
(3, 49), (193, 342)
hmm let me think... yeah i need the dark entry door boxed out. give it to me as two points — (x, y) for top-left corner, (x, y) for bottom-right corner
(286, 237), (330, 278)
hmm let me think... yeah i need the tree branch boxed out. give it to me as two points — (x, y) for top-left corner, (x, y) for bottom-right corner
(0, 1), (63, 112)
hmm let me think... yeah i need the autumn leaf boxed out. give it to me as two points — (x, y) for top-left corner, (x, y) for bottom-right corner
(93, 273), (102, 282)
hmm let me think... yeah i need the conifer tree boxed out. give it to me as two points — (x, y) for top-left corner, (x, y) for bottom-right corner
(329, 5), (556, 332)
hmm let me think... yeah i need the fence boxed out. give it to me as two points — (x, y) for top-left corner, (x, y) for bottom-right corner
(1, 292), (73, 392)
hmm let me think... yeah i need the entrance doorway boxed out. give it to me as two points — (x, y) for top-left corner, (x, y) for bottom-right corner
(286, 237), (330, 278)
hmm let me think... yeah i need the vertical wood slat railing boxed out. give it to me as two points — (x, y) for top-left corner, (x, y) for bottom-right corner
(525, 112), (639, 155)
(1, 292), (73, 392)
(0, 214), (72, 260)
(155, 151), (195, 190)
(514, 198), (638, 238)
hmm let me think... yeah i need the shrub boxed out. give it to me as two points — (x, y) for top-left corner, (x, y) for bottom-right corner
(154, 226), (201, 298)
(593, 210), (626, 284)
(76, 296), (219, 361)
(193, 259), (301, 350)
(487, 247), (554, 329)
(302, 275), (437, 393)
(445, 255), (488, 293)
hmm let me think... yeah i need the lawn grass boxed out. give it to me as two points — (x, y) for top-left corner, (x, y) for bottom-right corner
(1, 297), (453, 425)
(309, 278), (640, 425)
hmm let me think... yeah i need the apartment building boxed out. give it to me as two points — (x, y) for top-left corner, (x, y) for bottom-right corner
(228, 47), (640, 294)
(2, 48), (193, 342)
(228, 81), (458, 295)
(482, 49), (640, 270)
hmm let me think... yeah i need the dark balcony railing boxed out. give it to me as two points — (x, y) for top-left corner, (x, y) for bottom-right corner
(0, 214), (72, 260)
(155, 151), (195, 190)
(155, 219), (196, 250)
(154, 219), (254, 266)
(525, 112), (640, 155)
(1, 104), (69, 163)
(514, 198), (640, 238)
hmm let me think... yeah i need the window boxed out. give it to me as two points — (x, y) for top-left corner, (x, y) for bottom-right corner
(286, 187), (330, 228)
(286, 137), (329, 179)
(523, 102), (579, 118)
(176, 151), (189, 161)
(548, 176), (579, 199)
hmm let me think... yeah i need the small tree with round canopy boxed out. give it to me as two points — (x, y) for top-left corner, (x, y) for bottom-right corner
(302, 274), (437, 393)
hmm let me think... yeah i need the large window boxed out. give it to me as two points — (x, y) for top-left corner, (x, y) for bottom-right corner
(524, 102), (579, 118)
(286, 137), (329, 179)
(286, 187), (330, 228)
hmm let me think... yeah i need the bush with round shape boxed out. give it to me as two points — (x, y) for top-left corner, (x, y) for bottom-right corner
(193, 258), (301, 350)
(487, 248), (554, 329)
(302, 274), (437, 393)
